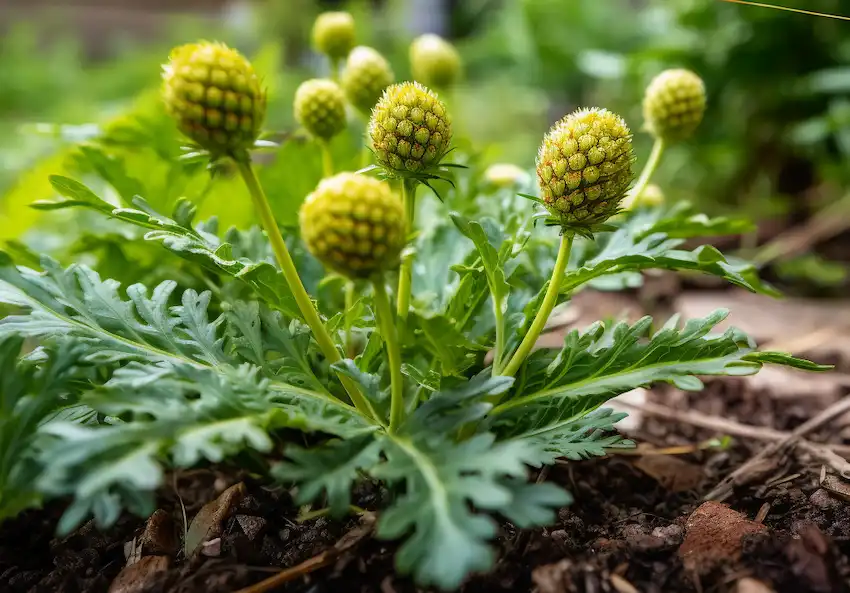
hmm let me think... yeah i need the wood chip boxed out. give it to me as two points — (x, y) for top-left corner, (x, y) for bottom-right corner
(610, 573), (640, 593)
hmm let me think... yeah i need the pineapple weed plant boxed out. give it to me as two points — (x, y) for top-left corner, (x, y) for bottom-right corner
(0, 13), (831, 591)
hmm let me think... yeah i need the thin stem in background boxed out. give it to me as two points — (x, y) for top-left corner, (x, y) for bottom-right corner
(372, 277), (405, 432)
(499, 233), (573, 378)
(624, 137), (664, 209)
(321, 141), (334, 178)
(233, 152), (375, 421)
(719, 0), (850, 21)
(396, 178), (417, 328)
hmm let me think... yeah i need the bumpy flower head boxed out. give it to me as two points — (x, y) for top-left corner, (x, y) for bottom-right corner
(294, 79), (347, 141)
(410, 34), (462, 89)
(537, 108), (635, 228)
(643, 69), (706, 142)
(369, 82), (451, 176)
(162, 42), (266, 156)
(300, 173), (406, 279)
(341, 46), (395, 115)
(311, 11), (356, 61)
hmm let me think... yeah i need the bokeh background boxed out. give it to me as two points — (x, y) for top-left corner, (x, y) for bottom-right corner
(1, 0), (848, 290)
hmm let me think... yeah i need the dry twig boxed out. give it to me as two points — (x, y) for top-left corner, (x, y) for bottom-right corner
(233, 513), (375, 593)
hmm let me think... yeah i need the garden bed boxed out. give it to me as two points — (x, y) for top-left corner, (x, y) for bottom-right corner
(4, 290), (848, 593)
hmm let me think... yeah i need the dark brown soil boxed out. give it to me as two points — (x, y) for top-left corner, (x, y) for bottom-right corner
(3, 379), (850, 593)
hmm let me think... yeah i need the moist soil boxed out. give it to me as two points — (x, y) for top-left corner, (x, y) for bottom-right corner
(3, 332), (850, 593)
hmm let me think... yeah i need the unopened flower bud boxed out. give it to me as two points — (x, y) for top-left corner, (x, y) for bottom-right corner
(368, 82), (451, 176)
(537, 108), (635, 227)
(341, 46), (395, 115)
(643, 69), (706, 142)
(294, 79), (347, 141)
(635, 183), (665, 208)
(311, 11), (356, 61)
(484, 163), (529, 189)
(300, 173), (406, 279)
(410, 34), (461, 89)
(162, 42), (266, 157)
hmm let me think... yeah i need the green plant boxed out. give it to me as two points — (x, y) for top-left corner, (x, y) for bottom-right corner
(0, 30), (829, 593)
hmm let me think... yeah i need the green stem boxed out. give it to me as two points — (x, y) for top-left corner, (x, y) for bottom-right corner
(492, 297), (506, 375)
(321, 140), (334, 178)
(372, 277), (405, 432)
(330, 57), (342, 82)
(625, 137), (665, 209)
(233, 153), (374, 420)
(344, 280), (356, 358)
(396, 179), (417, 327)
(500, 233), (572, 378)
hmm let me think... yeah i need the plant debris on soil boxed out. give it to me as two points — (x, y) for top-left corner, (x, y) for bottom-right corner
(3, 289), (850, 593)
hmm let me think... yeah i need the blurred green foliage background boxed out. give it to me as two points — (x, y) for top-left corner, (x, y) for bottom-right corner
(1, 0), (849, 283)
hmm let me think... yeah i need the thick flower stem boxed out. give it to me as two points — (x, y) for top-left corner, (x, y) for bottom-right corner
(372, 277), (405, 432)
(234, 153), (374, 420)
(625, 137), (665, 208)
(321, 141), (334, 178)
(396, 178), (417, 327)
(500, 233), (572, 378)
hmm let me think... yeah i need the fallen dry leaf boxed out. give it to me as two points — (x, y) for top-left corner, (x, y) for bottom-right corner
(108, 555), (170, 593)
(633, 454), (704, 492)
(141, 509), (176, 555)
(185, 482), (246, 558)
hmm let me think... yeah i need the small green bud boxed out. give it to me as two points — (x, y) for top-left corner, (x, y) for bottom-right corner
(162, 41), (267, 157)
(410, 34), (462, 89)
(341, 46), (395, 115)
(300, 173), (406, 279)
(643, 69), (706, 142)
(311, 11), (356, 61)
(484, 163), (529, 189)
(635, 183), (665, 208)
(294, 79), (347, 141)
(537, 107), (635, 227)
(368, 82), (452, 177)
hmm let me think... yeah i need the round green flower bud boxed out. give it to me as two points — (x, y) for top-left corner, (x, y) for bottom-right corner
(369, 82), (452, 176)
(635, 183), (665, 208)
(410, 34), (461, 89)
(484, 163), (529, 189)
(300, 173), (406, 279)
(537, 107), (635, 227)
(162, 42), (266, 157)
(311, 11), (356, 61)
(294, 79), (347, 141)
(643, 69), (706, 142)
(341, 46), (395, 115)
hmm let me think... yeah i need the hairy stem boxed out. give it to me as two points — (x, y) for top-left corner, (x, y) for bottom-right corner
(625, 137), (665, 209)
(372, 277), (405, 432)
(500, 233), (572, 378)
(344, 280), (356, 358)
(233, 153), (374, 420)
(321, 141), (334, 178)
(491, 288), (506, 375)
(396, 178), (417, 328)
